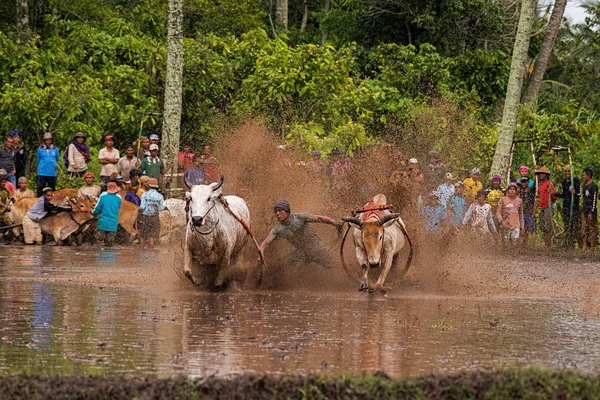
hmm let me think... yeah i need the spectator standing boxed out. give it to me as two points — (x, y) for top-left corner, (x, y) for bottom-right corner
(462, 190), (497, 242)
(436, 172), (455, 208)
(496, 183), (524, 246)
(519, 176), (537, 246)
(0, 136), (16, 186)
(137, 176), (151, 199)
(14, 177), (34, 201)
(36, 132), (60, 196)
(463, 168), (483, 204)
(487, 175), (505, 215)
(78, 172), (101, 199)
(117, 145), (140, 181)
(98, 135), (120, 184)
(449, 181), (467, 228)
(409, 158), (425, 185)
(65, 132), (91, 177)
(581, 168), (598, 252)
(535, 166), (556, 248)
(149, 134), (160, 146)
(329, 148), (349, 191)
(517, 165), (535, 187)
(92, 182), (122, 247)
(23, 188), (72, 245)
(11, 130), (28, 181)
(177, 143), (194, 172)
(183, 155), (206, 189)
(305, 150), (327, 178)
(139, 144), (165, 189)
(200, 144), (220, 184)
(424, 151), (447, 191)
(0, 173), (14, 229)
(0, 169), (15, 195)
(124, 184), (140, 206)
(556, 164), (581, 248)
(138, 178), (165, 250)
(418, 192), (448, 234)
(136, 136), (150, 161)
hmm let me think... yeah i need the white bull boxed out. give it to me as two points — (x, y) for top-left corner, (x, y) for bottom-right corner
(342, 194), (413, 292)
(184, 177), (250, 290)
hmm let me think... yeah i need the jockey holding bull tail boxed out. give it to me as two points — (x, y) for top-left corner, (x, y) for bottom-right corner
(259, 200), (343, 269)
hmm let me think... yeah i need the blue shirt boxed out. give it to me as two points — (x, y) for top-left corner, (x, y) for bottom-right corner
(419, 205), (447, 233)
(184, 167), (206, 187)
(436, 183), (455, 208)
(92, 192), (122, 232)
(449, 195), (467, 227)
(139, 189), (165, 216)
(37, 146), (60, 177)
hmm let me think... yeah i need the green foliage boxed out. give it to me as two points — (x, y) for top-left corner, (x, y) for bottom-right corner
(184, 0), (267, 36)
(286, 120), (372, 158)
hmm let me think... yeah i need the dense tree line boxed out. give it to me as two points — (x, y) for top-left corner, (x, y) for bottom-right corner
(0, 0), (599, 178)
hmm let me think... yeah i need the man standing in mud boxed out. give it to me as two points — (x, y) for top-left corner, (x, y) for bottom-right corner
(556, 165), (581, 248)
(581, 168), (598, 252)
(259, 200), (342, 269)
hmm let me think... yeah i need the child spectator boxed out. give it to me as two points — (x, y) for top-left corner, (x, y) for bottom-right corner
(436, 172), (455, 208)
(91, 182), (122, 247)
(496, 183), (524, 246)
(14, 177), (34, 201)
(581, 168), (598, 252)
(462, 190), (497, 242)
(138, 178), (165, 249)
(449, 181), (467, 228)
(418, 192), (448, 234)
(463, 168), (483, 204)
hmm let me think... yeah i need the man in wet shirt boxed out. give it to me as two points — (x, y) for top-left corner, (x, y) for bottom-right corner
(259, 200), (342, 269)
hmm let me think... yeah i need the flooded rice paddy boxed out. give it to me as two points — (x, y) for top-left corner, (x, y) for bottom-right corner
(1, 246), (600, 378)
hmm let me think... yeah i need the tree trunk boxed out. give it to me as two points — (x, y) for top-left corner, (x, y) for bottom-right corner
(300, 0), (309, 32)
(16, 0), (30, 42)
(275, 0), (288, 32)
(33, 0), (45, 35)
(321, 0), (330, 45)
(161, 0), (184, 194)
(490, 0), (537, 176)
(522, 0), (567, 106)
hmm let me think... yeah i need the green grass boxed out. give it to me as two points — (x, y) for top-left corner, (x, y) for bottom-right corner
(2, 368), (600, 399)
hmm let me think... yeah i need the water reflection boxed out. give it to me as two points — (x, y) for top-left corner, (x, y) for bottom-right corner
(0, 247), (599, 377)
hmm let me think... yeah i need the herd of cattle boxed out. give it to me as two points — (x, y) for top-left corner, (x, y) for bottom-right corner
(8, 189), (187, 245)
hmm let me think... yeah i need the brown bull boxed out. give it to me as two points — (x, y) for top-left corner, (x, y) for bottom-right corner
(342, 194), (413, 292)
(10, 197), (95, 243)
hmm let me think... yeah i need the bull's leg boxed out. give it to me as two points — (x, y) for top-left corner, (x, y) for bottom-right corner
(359, 265), (370, 291)
(183, 247), (196, 284)
(214, 257), (231, 288)
(373, 255), (394, 292)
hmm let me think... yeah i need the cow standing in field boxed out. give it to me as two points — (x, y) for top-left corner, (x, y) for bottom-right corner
(184, 177), (250, 290)
(342, 194), (413, 292)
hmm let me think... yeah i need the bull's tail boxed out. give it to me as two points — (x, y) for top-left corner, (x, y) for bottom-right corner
(396, 221), (414, 274)
(339, 223), (360, 283)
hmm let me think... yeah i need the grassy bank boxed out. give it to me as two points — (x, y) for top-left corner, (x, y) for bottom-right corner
(2, 368), (600, 399)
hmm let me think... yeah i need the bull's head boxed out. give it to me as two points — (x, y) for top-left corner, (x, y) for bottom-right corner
(186, 175), (224, 227)
(70, 197), (95, 223)
(342, 214), (400, 268)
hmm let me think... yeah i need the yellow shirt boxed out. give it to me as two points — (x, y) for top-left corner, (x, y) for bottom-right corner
(487, 189), (504, 210)
(463, 177), (483, 204)
(137, 187), (147, 199)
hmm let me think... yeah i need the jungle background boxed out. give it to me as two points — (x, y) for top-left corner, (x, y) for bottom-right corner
(1, 0), (599, 181)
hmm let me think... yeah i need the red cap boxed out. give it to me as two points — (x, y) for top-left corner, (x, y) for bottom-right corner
(105, 135), (114, 141)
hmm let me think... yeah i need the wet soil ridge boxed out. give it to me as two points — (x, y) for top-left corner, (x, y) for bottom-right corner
(2, 369), (600, 399)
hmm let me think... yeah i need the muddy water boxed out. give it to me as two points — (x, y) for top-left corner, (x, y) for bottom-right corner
(1, 246), (600, 378)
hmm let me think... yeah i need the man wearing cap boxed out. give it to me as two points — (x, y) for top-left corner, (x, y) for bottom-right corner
(117, 144), (140, 181)
(535, 166), (556, 247)
(259, 200), (341, 269)
(11, 129), (28, 181)
(139, 144), (165, 189)
(24, 188), (73, 245)
(15, 177), (34, 201)
(137, 176), (151, 199)
(496, 183), (524, 246)
(436, 172), (455, 208)
(98, 135), (120, 184)
(0, 136), (16, 187)
(65, 132), (91, 176)
(92, 181), (122, 247)
(305, 149), (326, 178)
(555, 164), (581, 248)
(36, 132), (60, 196)
(78, 172), (101, 199)
(138, 177), (165, 249)
(408, 158), (425, 184)
(463, 168), (483, 205)
(149, 134), (160, 145)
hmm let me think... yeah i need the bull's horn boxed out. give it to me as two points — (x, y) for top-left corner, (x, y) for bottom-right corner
(378, 213), (400, 226)
(212, 175), (225, 191)
(341, 217), (362, 227)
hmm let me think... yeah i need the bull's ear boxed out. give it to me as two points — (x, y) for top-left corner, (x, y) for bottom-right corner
(342, 216), (362, 229)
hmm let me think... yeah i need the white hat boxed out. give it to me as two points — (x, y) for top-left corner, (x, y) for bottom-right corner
(43, 132), (52, 140)
(149, 134), (160, 141)
(445, 172), (453, 180)
(149, 144), (159, 151)
(409, 158), (418, 164)
(471, 167), (481, 175)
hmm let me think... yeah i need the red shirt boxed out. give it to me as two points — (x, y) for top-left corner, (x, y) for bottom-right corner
(538, 180), (556, 209)
(177, 152), (194, 171)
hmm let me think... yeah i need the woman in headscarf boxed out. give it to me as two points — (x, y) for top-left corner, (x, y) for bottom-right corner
(65, 132), (91, 177)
